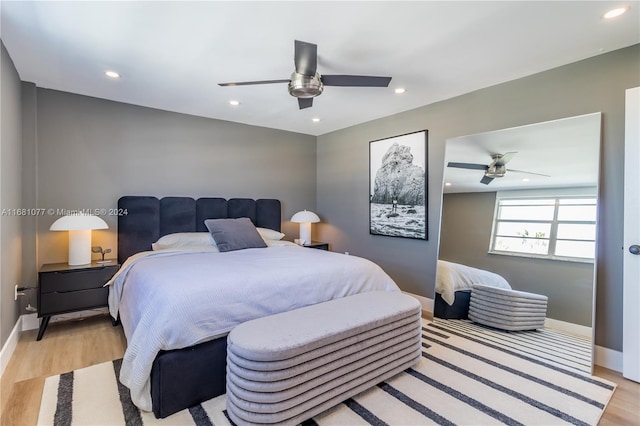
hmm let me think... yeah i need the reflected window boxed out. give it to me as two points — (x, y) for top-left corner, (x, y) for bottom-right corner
(490, 196), (596, 261)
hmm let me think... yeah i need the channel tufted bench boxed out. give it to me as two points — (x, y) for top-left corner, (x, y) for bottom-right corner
(469, 284), (548, 331)
(225, 291), (422, 425)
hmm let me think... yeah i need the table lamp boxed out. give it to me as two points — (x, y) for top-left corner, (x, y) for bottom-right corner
(290, 210), (320, 245)
(50, 213), (108, 265)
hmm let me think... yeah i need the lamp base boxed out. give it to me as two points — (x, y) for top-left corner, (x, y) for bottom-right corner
(68, 230), (92, 265)
(299, 223), (312, 246)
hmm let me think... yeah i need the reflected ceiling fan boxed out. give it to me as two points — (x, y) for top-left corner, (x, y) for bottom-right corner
(447, 152), (550, 185)
(218, 40), (392, 110)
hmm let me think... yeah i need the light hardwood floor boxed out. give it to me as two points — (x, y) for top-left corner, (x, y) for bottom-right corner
(1, 314), (638, 425)
(1, 315), (126, 426)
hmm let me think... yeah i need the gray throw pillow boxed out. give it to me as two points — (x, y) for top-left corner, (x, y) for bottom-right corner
(204, 218), (267, 252)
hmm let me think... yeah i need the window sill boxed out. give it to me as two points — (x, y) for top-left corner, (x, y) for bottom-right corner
(488, 250), (594, 264)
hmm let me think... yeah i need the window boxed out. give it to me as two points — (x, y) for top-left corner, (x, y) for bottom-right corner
(490, 196), (596, 261)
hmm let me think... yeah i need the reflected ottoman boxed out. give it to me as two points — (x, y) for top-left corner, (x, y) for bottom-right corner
(469, 284), (548, 331)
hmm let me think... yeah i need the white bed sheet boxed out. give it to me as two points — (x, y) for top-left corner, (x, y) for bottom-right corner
(107, 242), (399, 411)
(435, 260), (511, 305)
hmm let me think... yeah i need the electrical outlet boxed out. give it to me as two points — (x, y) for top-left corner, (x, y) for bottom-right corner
(14, 284), (26, 301)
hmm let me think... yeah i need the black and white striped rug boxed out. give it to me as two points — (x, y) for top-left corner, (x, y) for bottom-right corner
(38, 319), (615, 425)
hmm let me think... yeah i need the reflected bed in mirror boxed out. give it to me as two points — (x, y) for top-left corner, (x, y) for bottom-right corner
(435, 112), (601, 373)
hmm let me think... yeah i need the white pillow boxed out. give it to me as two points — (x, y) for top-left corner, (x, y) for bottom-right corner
(151, 232), (216, 251)
(256, 227), (285, 241)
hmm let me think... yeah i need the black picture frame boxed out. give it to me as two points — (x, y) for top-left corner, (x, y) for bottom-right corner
(369, 130), (428, 240)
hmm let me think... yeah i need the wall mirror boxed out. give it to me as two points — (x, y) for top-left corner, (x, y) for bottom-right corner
(435, 112), (601, 373)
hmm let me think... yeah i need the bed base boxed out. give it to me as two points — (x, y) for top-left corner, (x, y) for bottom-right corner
(150, 336), (227, 418)
(433, 291), (471, 319)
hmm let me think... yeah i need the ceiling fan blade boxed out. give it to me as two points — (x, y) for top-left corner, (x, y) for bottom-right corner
(321, 75), (392, 87)
(298, 98), (313, 109)
(507, 168), (551, 177)
(480, 175), (494, 185)
(294, 40), (317, 76)
(494, 151), (518, 166)
(218, 79), (290, 87)
(447, 162), (489, 170)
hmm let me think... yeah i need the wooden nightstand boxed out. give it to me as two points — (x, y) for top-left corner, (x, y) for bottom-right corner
(37, 260), (119, 340)
(303, 241), (329, 251)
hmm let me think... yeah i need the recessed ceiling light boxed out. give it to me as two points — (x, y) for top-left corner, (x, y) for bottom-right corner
(104, 70), (120, 79)
(229, 100), (240, 106)
(522, 178), (530, 182)
(312, 118), (320, 123)
(604, 7), (628, 19)
(444, 182), (452, 187)
(394, 88), (406, 94)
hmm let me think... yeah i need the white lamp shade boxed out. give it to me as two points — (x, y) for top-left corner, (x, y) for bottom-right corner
(50, 214), (108, 231)
(50, 214), (108, 265)
(290, 210), (320, 223)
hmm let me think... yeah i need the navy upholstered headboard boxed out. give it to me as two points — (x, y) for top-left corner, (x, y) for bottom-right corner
(117, 197), (281, 264)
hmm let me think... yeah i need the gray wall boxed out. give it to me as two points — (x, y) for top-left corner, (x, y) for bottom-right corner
(439, 192), (593, 327)
(18, 89), (316, 310)
(1, 42), (23, 347)
(317, 44), (640, 351)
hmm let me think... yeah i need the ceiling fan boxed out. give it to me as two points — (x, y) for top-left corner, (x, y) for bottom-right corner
(218, 40), (392, 110)
(447, 152), (550, 185)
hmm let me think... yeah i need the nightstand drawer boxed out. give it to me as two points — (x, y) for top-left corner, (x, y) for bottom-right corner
(39, 287), (108, 316)
(40, 267), (117, 294)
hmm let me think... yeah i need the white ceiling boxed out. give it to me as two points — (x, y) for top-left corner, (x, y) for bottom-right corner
(1, 1), (638, 136)
(443, 113), (602, 193)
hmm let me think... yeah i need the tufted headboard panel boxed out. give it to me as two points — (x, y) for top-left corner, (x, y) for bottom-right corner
(117, 196), (281, 264)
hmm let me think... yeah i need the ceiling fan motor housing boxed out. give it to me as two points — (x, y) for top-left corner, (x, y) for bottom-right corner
(485, 164), (506, 178)
(288, 72), (324, 98)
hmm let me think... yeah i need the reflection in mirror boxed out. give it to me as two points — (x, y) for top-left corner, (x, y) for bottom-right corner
(435, 113), (601, 374)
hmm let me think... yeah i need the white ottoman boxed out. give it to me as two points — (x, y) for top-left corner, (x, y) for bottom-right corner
(226, 291), (422, 425)
(469, 284), (548, 331)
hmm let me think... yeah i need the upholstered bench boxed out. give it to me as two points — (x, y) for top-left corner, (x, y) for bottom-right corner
(469, 284), (548, 331)
(226, 291), (422, 425)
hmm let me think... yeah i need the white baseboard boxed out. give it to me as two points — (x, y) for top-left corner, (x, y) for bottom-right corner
(595, 345), (623, 372)
(0, 314), (38, 378)
(0, 316), (22, 378)
(403, 291), (434, 313)
(544, 317), (592, 338)
(1, 309), (110, 379)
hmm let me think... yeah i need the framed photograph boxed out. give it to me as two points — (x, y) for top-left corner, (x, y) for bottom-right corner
(369, 130), (428, 240)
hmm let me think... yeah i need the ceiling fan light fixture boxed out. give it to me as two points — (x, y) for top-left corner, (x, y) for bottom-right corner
(288, 72), (324, 98)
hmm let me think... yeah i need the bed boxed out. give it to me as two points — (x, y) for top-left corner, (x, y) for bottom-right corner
(434, 260), (511, 319)
(109, 196), (400, 418)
